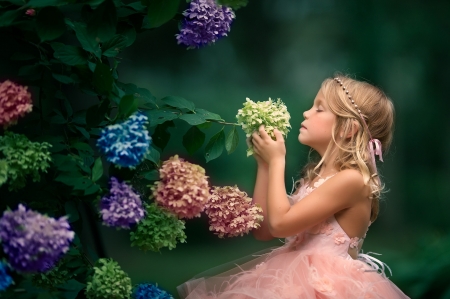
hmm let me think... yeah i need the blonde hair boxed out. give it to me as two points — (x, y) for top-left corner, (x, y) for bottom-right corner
(300, 74), (395, 222)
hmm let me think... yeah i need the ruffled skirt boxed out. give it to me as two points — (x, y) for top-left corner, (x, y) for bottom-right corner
(177, 245), (409, 299)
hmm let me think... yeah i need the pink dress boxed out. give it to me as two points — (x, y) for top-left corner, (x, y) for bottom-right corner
(178, 176), (410, 299)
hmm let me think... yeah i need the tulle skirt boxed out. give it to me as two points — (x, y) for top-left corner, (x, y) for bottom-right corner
(177, 245), (410, 299)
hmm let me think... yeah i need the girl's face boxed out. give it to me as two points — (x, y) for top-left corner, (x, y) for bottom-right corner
(298, 88), (336, 155)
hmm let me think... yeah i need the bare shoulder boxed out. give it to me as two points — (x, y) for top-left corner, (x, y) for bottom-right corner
(323, 169), (368, 203)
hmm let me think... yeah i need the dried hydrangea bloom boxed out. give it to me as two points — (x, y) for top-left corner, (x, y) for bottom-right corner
(205, 186), (264, 238)
(100, 177), (145, 229)
(0, 80), (33, 128)
(236, 97), (291, 156)
(176, 0), (235, 49)
(0, 204), (74, 273)
(151, 155), (210, 219)
(97, 112), (151, 168)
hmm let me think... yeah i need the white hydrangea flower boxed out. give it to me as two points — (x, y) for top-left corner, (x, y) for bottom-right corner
(236, 97), (291, 156)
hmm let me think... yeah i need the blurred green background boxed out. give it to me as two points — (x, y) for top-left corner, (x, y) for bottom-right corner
(3, 0), (450, 298)
(92, 0), (450, 298)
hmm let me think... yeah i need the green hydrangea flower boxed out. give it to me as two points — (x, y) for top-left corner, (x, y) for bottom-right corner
(130, 203), (186, 252)
(0, 131), (52, 190)
(86, 258), (132, 299)
(236, 97), (291, 156)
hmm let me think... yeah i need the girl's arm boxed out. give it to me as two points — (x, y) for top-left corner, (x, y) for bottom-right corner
(251, 158), (274, 241)
(252, 126), (366, 238)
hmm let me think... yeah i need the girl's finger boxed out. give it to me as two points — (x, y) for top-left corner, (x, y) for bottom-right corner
(258, 125), (270, 139)
(274, 129), (284, 142)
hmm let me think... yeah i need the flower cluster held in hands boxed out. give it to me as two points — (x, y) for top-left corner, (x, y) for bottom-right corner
(151, 155), (210, 219)
(205, 186), (264, 238)
(0, 204), (74, 273)
(236, 97), (291, 156)
(0, 80), (33, 128)
(176, 0), (235, 49)
(100, 177), (145, 229)
(97, 112), (151, 168)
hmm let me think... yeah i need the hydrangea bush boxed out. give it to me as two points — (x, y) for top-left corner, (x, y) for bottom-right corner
(205, 186), (264, 238)
(0, 0), (253, 297)
(133, 283), (174, 299)
(236, 97), (291, 156)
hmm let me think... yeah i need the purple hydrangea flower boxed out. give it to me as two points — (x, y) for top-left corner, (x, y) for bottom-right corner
(176, 0), (235, 49)
(97, 112), (151, 168)
(133, 283), (173, 299)
(100, 177), (145, 229)
(0, 204), (75, 273)
(0, 262), (13, 291)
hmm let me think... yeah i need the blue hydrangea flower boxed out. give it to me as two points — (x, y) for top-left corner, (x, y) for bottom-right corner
(100, 177), (145, 229)
(0, 262), (13, 291)
(176, 0), (235, 49)
(97, 112), (151, 168)
(133, 283), (174, 299)
(0, 204), (75, 273)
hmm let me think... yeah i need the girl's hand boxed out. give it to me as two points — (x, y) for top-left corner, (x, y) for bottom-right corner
(247, 136), (268, 168)
(251, 125), (286, 164)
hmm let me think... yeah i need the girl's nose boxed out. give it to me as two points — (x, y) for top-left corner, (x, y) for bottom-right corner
(303, 110), (308, 119)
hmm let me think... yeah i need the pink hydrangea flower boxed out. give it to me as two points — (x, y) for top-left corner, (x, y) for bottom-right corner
(0, 80), (32, 128)
(333, 232), (346, 245)
(205, 186), (264, 238)
(151, 155), (210, 219)
(25, 9), (36, 16)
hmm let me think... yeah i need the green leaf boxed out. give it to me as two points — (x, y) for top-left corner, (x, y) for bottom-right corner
(50, 114), (67, 124)
(27, 0), (69, 7)
(145, 146), (160, 166)
(145, 109), (178, 127)
(58, 279), (86, 299)
(117, 22), (136, 47)
(75, 125), (90, 139)
(205, 129), (225, 162)
(0, 10), (20, 27)
(71, 142), (94, 154)
(152, 121), (175, 151)
(73, 22), (101, 58)
(102, 34), (129, 57)
(54, 45), (88, 66)
(225, 125), (239, 154)
(161, 96), (195, 112)
(64, 201), (80, 223)
(36, 6), (66, 42)
(116, 82), (156, 107)
(182, 126), (205, 155)
(87, 0), (117, 42)
(93, 63), (113, 94)
(52, 73), (76, 84)
(84, 183), (100, 195)
(146, 0), (180, 28)
(118, 95), (138, 118)
(91, 157), (103, 182)
(143, 169), (159, 180)
(86, 99), (109, 128)
(194, 108), (224, 121)
(55, 172), (83, 186)
(63, 97), (73, 117)
(179, 113), (206, 125)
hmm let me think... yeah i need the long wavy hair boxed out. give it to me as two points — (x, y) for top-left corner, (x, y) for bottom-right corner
(299, 74), (395, 222)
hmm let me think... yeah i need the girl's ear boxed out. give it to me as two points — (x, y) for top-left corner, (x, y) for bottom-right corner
(345, 120), (360, 139)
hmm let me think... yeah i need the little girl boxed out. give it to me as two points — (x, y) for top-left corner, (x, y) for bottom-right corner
(178, 75), (410, 298)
